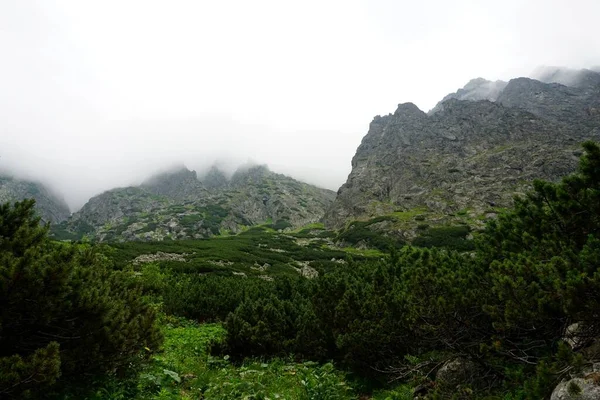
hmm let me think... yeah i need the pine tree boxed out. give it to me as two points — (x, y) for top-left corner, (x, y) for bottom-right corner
(0, 200), (162, 398)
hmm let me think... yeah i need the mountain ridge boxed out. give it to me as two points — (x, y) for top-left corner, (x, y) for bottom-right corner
(52, 164), (335, 241)
(0, 175), (70, 223)
(324, 69), (600, 232)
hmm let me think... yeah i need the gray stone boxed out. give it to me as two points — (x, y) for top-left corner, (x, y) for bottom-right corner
(551, 377), (600, 400)
(436, 358), (479, 387)
(324, 69), (600, 231)
(0, 175), (70, 223)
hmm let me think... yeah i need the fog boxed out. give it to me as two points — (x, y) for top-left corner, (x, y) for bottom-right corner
(1, 0), (599, 210)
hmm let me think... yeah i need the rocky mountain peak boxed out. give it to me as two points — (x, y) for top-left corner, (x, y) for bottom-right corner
(54, 162), (335, 242)
(498, 76), (600, 123)
(324, 68), (600, 231)
(0, 175), (70, 223)
(141, 166), (206, 201)
(533, 66), (600, 88)
(394, 102), (426, 117)
(201, 165), (229, 190)
(231, 164), (271, 186)
(429, 78), (508, 115)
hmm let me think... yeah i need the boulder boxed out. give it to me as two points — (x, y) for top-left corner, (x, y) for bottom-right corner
(551, 377), (600, 400)
(435, 358), (478, 387)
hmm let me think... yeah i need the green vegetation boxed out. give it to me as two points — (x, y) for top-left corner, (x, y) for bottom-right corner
(2, 142), (600, 399)
(270, 219), (293, 231)
(0, 200), (161, 399)
(412, 224), (474, 250)
(54, 318), (356, 399)
(107, 225), (373, 277)
(337, 216), (404, 251)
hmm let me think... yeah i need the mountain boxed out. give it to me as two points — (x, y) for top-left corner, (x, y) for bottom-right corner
(532, 66), (600, 88)
(0, 175), (70, 223)
(429, 78), (508, 115)
(53, 164), (335, 241)
(324, 69), (600, 233)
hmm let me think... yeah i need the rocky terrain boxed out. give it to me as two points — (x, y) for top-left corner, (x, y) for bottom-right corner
(0, 175), (70, 223)
(324, 68), (600, 232)
(52, 164), (335, 241)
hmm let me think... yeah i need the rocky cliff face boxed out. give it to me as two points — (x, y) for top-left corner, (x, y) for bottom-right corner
(429, 78), (508, 115)
(141, 167), (208, 201)
(324, 69), (600, 230)
(54, 165), (335, 241)
(0, 175), (70, 223)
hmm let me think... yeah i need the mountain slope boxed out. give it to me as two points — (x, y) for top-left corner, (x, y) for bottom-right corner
(0, 175), (70, 223)
(54, 165), (335, 241)
(324, 70), (600, 230)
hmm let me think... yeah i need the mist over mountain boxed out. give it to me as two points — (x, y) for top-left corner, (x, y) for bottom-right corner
(0, 174), (69, 223)
(52, 163), (335, 241)
(2, 65), (599, 243)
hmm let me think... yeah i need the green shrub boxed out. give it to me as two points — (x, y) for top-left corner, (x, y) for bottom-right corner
(337, 220), (404, 251)
(0, 200), (162, 398)
(412, 225), (474, 250)
(271, 219), (293, 231)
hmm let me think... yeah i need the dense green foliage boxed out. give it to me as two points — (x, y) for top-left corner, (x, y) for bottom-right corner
(107, 226), (369, 276)
(3, 142), (600, 399)
(0, 200), (162, 399)
(212, 142), (600, 398)
(412, 224), (474, 250)
(56, 318), (362, 399)
(337, 217), (405, 251)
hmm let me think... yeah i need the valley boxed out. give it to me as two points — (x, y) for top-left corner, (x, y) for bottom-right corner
(2, 68), (600, 399)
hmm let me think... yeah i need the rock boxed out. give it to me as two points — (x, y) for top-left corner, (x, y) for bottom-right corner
(429, 77), (508, 115)
(551, 377), (600, 400)
(54, 164), (335, 242)
(324, 69), (600, 230)
(141, 166), (208, 201)
(133, 252), (188, 264)
(0, 175), (70, 223)
(436, 358), (479, 387)
(294, 261), (319, 279)
(251, 262), (270, 272)
(563, 323), (595, 350)
(200, 165), (229, 190)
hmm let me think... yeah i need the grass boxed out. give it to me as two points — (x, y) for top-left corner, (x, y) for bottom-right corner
(147, 318), (354, 400)
(62, 316), (356, 399)
(391, 208), (429, 221)
(341, 247), (385, 258)
(371, 385), (414, 400)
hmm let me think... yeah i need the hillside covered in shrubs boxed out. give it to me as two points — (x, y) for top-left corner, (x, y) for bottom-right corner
(1, 142), (600, 399)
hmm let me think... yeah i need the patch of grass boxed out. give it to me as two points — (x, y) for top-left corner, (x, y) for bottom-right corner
(391, 208), (429, 221)
(341, 247), (385, 258)
(129, 318), (355, 399)
(371, 384), (414, 400)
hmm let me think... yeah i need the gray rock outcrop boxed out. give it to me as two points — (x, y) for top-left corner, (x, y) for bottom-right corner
(435, 358), (479, 388)
(0, 175), (70, 223)
(551, 377), (600, 400)
(324, 69), (600, 229)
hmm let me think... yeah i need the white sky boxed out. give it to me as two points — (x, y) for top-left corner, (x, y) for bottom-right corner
(1, 0), (599, 210)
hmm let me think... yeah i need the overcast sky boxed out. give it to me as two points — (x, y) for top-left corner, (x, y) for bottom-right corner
(1, 0), (599, 210)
